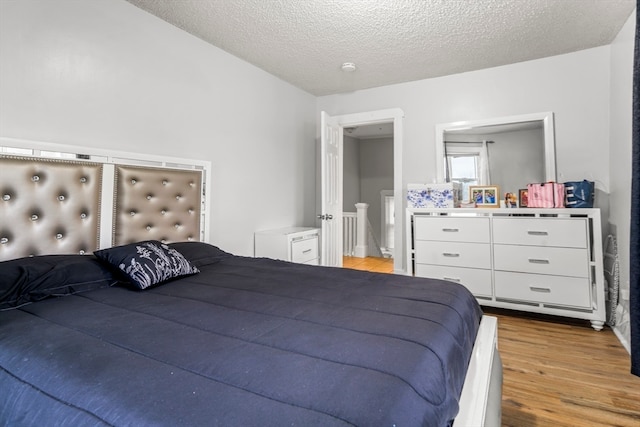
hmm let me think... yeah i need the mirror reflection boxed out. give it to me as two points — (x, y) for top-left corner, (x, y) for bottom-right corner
(436, 112), (556, 203)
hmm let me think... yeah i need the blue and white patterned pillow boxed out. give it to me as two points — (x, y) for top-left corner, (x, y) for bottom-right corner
(94, 240), (199, 289)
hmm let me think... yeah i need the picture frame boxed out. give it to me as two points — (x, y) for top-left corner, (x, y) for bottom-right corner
(469, 185), (500, 208)
(518, 188), (529, 208)
(504, 192), (518, 208)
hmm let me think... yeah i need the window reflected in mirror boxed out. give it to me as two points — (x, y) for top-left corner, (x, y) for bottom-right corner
(436, 112), (556, 203)
(446, 152), (479, 201)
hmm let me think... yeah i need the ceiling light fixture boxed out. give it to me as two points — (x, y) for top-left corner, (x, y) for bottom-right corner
(341, 62), (357, 72)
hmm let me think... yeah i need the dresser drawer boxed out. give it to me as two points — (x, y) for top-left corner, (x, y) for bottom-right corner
(495, 271), (591, 308)
(415, 264), (492, 297)
(415, 241), (491, 269)
(414, 216), (490, 243)
(493, 244), (588, 277)
(493, 217), (587, 248)
(291, 236), (318, 264)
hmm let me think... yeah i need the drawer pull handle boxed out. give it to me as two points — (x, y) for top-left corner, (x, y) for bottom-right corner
(302, 249), (312, 254)
(442, 252), (460, 257)
(528, 258), (550, 264)
(530, 286), (551, 293)
(527, 230), (549, 236)
(442, 228), (459, 232)
(443, 277), (461, 283)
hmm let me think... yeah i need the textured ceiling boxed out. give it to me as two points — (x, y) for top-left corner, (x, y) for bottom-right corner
(125, 0), (635, 96)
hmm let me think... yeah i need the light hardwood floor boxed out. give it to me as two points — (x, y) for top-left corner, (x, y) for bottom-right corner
(343, 256), (394, 273)
(343, 256), (640, 427)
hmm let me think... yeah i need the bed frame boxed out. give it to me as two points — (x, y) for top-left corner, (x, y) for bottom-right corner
(456, 315), (502, 426)
(0, 137), (502, 426)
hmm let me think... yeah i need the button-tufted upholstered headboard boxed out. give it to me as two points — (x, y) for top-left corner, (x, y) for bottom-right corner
(0, 139), (209, 262)
(0, 156), (103, 260)
(113, 165), (202, 246)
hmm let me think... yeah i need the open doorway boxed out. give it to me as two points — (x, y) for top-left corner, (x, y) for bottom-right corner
(342, 123), (394, 269)
(319, 109), (404, 273)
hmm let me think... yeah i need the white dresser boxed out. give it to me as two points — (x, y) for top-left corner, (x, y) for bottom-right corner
(406, 208), (606, 330)
(254, 227), (320, 265)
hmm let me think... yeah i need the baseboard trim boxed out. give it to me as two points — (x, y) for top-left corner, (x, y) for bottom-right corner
(612, 325), (631, 354)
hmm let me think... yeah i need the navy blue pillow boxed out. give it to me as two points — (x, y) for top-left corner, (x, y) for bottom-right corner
(94, 240), (199, 290)
(167, 241), (232, 268)
(0, 255), (118, 310)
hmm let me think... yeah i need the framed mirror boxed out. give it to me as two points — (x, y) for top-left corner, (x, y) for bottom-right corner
(435, 112), (556, 203)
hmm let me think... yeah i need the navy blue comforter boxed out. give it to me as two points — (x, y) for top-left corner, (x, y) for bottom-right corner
(0, 255), (482, 426)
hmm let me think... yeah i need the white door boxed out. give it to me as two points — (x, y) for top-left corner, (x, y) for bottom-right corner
(320, 111), (342, 267)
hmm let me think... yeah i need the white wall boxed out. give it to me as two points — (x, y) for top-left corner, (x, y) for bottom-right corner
(343, 135), (361, 211)
(318, 47), (610, 187)
(359, 137), (394, 246)
(0, 0), (317, 256)
(342, 136), (394, 248)
(483, 128), (545, 195)
(609, 10), (635, 350)
(318, 46), (611, 271)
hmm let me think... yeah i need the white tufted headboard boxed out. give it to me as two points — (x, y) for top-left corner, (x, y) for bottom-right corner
(0, 138), (211, 262)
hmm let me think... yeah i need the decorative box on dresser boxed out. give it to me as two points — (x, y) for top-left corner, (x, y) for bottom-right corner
(255, 227), (320, 265)
(406, 208), (606, 330)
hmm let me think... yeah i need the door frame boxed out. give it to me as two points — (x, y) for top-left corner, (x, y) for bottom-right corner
(320, 108), (405, 274)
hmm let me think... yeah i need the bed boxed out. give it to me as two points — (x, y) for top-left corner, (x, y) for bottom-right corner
(0, 147), (502, 426)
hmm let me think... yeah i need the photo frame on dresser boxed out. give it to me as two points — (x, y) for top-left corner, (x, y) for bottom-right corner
(519, 188), (529, 207)
(504, 192), (518, 208)
(469, 185), (500, 208)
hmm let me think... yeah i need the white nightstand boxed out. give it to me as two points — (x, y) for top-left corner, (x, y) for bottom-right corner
(254, 227), (320, 265)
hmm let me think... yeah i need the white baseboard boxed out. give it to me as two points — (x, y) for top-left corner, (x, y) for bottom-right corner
(612, 326), (631, 354)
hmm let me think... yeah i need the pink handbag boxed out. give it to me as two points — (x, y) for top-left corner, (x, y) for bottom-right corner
(527, 182), (565, 208)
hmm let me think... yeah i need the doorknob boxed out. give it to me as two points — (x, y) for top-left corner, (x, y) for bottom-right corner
(326, 214), (333, 220)
(317, 214), (326, 220)
(317, 214), (334, 220)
